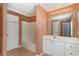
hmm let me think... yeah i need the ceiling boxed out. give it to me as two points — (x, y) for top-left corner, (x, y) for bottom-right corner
(7, 3), (73, 16)
(40, 3), (73, 11)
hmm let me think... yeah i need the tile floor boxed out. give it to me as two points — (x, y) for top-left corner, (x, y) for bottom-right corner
(7, 47), (36, 56)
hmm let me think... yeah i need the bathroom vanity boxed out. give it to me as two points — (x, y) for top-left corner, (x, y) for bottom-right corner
(43, 35), (79, 56)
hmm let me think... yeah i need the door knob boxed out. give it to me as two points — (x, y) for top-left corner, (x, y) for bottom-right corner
(7, 34), (8, 36)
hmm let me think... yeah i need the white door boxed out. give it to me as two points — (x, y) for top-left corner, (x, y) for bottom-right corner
(7, 14), (19, 51)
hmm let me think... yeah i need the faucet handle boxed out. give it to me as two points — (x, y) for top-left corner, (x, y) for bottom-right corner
(53, 36), (56, 39)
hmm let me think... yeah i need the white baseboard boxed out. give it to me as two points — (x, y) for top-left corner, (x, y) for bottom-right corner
(22, 41), (36, 53)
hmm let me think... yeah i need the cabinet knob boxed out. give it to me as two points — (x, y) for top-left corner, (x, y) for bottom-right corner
(53, 36), (56, 39)
(70, 46), (72, 48)
(70, 52), (72, 55)
(7, 34), (8, 36)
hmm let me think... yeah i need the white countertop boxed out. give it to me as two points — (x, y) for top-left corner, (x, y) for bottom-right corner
(43, 35), (79, 44)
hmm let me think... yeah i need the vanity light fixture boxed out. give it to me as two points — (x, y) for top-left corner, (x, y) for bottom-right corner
(50, 12), (56, 15)
(50, 9), (70, 15)
(66, 9), (70, 11)
(59, 11), (62, 13)
(53, 12), (56, 14)
(63, 10), (66, 12)
(50, 12), (53, 15)
(55, 11), (57, 14)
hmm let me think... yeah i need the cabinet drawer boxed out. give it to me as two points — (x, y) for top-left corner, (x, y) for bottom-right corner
(65, 43), (79, 51)
(65, 49), (79, 56)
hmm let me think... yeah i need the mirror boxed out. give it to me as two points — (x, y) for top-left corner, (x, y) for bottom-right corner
(51, 13), (73, 37)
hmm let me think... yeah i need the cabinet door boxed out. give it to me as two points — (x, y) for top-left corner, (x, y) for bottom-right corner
(65, 48), (79, 56)
(65, 43), (79, 51)
(52, 41), (64, 56)
(43, 39), (53, 55)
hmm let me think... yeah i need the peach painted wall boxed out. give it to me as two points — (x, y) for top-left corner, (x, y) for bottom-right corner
(0, 5), (2, 55)
(36, 5), (49, 54)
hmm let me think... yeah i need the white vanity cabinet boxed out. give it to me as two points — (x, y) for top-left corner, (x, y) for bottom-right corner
(52, 41), (64, 56)
(43, 36), (65, 56)
(43, 36), (79, 56)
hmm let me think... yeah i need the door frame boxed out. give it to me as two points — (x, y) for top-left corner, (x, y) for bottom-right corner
(7, 10), (31, 48)
(7, 9), (36, 53)
(7, 10), (23, 48)
(0, 3), (7, 56)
